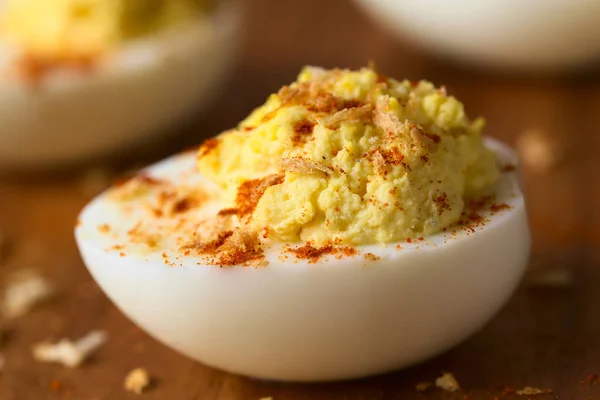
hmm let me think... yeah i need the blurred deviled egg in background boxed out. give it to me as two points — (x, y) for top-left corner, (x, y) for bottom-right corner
(353, 0), (600, 71)
(0, 0), (240, 168)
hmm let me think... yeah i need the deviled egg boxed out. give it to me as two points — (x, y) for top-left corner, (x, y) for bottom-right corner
(0, 0), (240, 168)
(76, 66), (530, 381)
(353, 0), (600, 70)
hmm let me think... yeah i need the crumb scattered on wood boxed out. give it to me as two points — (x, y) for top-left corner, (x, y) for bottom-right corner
(3, 270), (54, 318)
(516, 386), (553, 395)
(32, 330), (107, 368)
(517, 129), (561, 172)
(435, 372), (460, 392)
(258, 397), (273, 400)
(416, 382), (432, 391)
(124, 368), (151, 394)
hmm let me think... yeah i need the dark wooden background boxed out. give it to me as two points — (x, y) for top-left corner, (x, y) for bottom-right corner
(0, 0), (599, 398)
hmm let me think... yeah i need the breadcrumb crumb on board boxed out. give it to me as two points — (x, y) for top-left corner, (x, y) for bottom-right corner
(516, 386), (553, 396)
(435, 372), (460, 392)
(3, 270), (54, 318)
(32, 330), (108, 368)
(124, 368), (151, 394)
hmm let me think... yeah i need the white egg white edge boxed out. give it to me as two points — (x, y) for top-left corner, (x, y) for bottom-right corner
(75, 137), (527, 270)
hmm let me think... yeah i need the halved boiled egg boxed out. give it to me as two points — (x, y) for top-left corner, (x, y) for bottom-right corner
(75, 138), (529, 382)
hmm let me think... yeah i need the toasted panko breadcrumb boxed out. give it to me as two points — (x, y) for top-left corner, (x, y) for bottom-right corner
(370, 150), (387, 175)
(279, 158), (332, 175)
(124, 368), (151, 394)
(220, 228), (258, 254)
(255, 174), (286, 195)
(321, 104), (372, 128)
(32, 330), (107, 368)
(415, 382), (432, 391)
(516, 386), (552, 395)
(435, 372), (460, 392)
(3, 270), (54, 318)
(372, 106), (401, 135)
(195, 213), (240, 244)
(218, 228), (267, 267)
(409, 125), (439, 151)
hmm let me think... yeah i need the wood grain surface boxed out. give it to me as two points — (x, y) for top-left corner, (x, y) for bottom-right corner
(0, 0), (599, 399)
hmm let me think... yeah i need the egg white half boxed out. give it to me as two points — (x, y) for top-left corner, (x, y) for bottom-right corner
(75, 138), (530, 381)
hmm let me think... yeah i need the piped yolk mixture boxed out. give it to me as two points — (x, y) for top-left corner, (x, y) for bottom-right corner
(199, 66), (499, 246)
